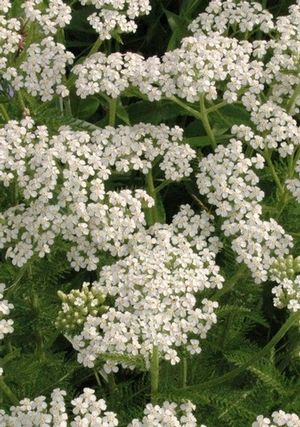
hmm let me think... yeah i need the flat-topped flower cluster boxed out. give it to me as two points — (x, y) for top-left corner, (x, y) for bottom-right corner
(0, 0), (299, 424)
(252, 410), (300, 427)
(197, 140), (293, 283)
(0, 117), (195, 269)
(67, 209), (223, 371)
(0, 387), (201, 427)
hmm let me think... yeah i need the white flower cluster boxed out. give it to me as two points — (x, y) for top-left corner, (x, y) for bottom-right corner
(71, 388), (118, 427)
(197, 140), (293, 283)
(171, 204), (222, 255)
(0, 10), (21, 71)
(0, 118), (195, 269)
(73, 51), (161, 101)
(69, 213), (223, 370)
(160, 34), (264, 103)
(272, 276), (300, 313)
(22, 0), (72, 34)
(0, 0), (11, 13)
(79, 0), (151, 40)
(253, 410), (300, 427)
(264, 3), (300, 113)
(0, 283), (13, 341)
(0, 387), (200, 427)
(0, 283), (13, 377)
(128, 401), (203, 427)
(74, 32), (265, 104)
(188, 0), (274, 36)
(92, 124), (195, 180)
(0, 118), (156, 269)
(287, 160), (300, 202)
(0, 388), (118, 427)
(4, 37), (74, 101)
(232, 102), (300, 157)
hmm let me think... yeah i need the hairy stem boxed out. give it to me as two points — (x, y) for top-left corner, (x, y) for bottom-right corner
(264, 148), (285, 196)
(150, 345), (159, 404)
(200, 94), (217, 149)
(145, 170), (159, 225)
(170, 96), (203, 121)
(108, 98), (117, 127)
(181, 357), (187, 388)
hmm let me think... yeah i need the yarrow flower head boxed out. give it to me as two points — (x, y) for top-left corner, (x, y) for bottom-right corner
(0, 388), (118, 427)
(197, 140), (293, 283)
(188, 0), (274, 37)
(159, 33), (264, 104)
(4, 37), (74, 101)
(0, 118), (196, 270)
(270, 255), (300, 314)
(252, 410), (300, 427)
(128, 401), (203, 427)
(232, 102), (300, 157)
(79, 0), (151, 40)
(56, 283), (108, 336)
(0, 9), (21, 72)
(67, 216), (223, 371)
(0, 118), (154, 269)
(91, 123), (195, 180)
(287, 160), (300, 202)
(22, 0), (72, 34)
(0, 283), (13, 341)
(73, 51), (161, 101)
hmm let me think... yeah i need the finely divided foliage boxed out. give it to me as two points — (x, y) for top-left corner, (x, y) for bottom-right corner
(0, 0), (299, 426)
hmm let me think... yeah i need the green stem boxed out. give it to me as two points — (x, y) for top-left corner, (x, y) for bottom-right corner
(150, 346), (159, 404)
(169, 96), (203, 121)
(182, 311), (300, 392)
(108, 373), (117, 395)
(64, 97), (72, 115)
(264, 148), (284, 196)
(200, 94), (217, 149)
(206, 100), (228, 113)
(89, 37), (102, 56)
(154, 179), (172, 194)
(0, 104), (10, 121)
(145, 170), (159, 225)
(181, 357), (187, 388)
(17, 91), (26, 113)
(0, 377), (19, 406)
(108, 98), (117, 127)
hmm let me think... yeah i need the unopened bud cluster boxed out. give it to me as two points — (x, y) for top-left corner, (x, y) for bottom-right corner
(270, 255), (300, 282)
(56, 283), (108, 336)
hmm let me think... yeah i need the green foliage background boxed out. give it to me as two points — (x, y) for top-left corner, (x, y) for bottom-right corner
(0, 1), (299, 426)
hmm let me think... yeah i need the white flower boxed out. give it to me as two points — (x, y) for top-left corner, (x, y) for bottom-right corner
(22, 0), (72, 34)
(197, 140), (293, 283)
(189, 0), (274, 37)
(6, 37), (74, 102)
(73, 52), (161, 101)
(128, 401), (200, 427)
(79, 0), (151, 40)
(68, 220), (223, 370)
(287, 160), (300, 202)
(252, 410), (300, 427)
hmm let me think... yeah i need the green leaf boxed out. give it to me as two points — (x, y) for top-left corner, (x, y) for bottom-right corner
(183, 136), (212, 148)
(127, 100), (184, 124)
(77, 96), (100, 120)
(163, 9), (189, 50)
